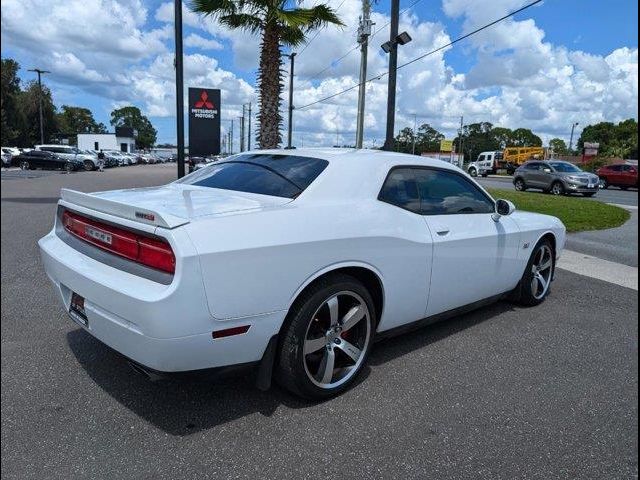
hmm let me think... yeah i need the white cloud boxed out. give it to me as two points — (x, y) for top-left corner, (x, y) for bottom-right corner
(185, 33), (223, 51)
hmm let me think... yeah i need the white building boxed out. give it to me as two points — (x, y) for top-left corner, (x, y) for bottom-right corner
(77, 127), (136, 152)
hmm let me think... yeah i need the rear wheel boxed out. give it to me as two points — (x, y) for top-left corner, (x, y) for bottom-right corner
(514, 178), (527, 191)
(513, 239), (555, 307)
(83, 160), (95, 171)
(19, 160), (30, 170)
(551, 181), (564, 196)
(64, 162), (75, 173)
(276, 273), (375, 399)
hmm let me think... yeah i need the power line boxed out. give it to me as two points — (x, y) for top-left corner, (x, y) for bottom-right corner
(306, 0), (425, 81)
(297, 0), (543, 110)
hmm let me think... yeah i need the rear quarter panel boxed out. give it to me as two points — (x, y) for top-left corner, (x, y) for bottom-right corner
(184, 200), (433, 331)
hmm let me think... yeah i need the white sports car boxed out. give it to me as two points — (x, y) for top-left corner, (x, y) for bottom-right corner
(39, 149), (566, 399)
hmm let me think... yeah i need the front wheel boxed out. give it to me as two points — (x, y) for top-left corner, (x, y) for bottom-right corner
(83, 160), (95, 171)
(551, 181), (565, 196)
(513, 239), (555, 307)
(600, 178), (609, 189)
(64, 162), (75, 173)
(468, 168), (477, 177)
(276, 273), (375, 399)
(19, 160), (30, 170)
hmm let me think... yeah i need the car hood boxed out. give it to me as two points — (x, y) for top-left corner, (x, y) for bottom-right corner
(89, 184), (293, 222)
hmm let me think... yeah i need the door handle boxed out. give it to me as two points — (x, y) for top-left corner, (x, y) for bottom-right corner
(436, 228), (450, 236)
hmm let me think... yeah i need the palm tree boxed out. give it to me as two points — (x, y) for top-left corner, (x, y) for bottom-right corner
(192, 0), (343, 149)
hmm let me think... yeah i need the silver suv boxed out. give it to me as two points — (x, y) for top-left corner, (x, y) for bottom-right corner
(513, 161), (600, 197)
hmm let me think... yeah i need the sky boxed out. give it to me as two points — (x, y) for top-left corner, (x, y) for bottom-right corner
(1, 0), (638, 149)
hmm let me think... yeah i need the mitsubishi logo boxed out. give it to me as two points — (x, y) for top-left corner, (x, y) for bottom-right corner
(194, 90), (214, 109)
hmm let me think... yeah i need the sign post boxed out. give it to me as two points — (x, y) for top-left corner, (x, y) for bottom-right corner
(188, 88), (221, 157)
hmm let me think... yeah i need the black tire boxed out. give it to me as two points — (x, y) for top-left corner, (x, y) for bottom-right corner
(600, 178), (609, 189)
(514, 178), (527, 191)
(582, 193), (596, 197)
(83, 160), (95, 171)
(481, 172), (488, 177)
(19, 160), (30, 170)
(64, 162), (75, 173)
(511, 238), (555, 307)
(468, 167), (477, 177)
(276, 273), (375, 400)
(550, 181), (564, 196)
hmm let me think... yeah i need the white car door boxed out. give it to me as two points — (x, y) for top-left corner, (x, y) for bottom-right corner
(411, 168), (522, 317)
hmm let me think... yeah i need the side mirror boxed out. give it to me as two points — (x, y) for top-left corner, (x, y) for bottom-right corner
(492, 199), (516, 222)
(543, 167), (552, 173)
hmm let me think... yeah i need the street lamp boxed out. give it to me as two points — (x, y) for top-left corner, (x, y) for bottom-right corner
(381, 0), (412, 152)
(569, 122), (579, 153)
(27, 68), (50, 145)
(284, 52), (296, 149)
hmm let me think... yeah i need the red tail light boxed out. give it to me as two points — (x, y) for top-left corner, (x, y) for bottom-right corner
(62, 210), (176, 274)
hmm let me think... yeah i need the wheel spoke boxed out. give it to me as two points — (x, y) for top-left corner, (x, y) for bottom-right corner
(341, 305), (365, 332)
(539, 257), (553, 272)
(304, 337), (326, 355)
(317, 349), (335, 384)
(531, 277), (539, 297)
(535, 272), (548, 294)
(336, 339), (361, 363)
(327, 296), (339, 327)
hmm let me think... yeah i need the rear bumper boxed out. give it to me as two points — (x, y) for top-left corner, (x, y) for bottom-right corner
(39, 228), (285, 372)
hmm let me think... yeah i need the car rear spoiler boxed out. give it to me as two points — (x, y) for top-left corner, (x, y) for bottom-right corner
(59, 189), (189, 229)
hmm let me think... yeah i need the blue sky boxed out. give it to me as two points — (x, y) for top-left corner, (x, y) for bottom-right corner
(1, 0), (638, 147)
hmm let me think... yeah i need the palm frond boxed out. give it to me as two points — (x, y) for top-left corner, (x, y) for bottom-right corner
(220, 13), (265, 33)
(191, 0), (238, 17)
(279, 25), (306, 47)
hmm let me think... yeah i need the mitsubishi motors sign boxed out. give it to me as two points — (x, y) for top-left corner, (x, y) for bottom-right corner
(188, 87), (221, 156)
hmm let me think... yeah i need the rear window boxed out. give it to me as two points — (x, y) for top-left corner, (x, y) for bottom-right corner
(177, 154), (329, 198)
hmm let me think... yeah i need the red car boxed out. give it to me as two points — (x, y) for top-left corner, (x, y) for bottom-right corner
(596, 164), (638, 190)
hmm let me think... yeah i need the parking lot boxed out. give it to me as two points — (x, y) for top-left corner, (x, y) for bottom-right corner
(1, 165), (637, 479)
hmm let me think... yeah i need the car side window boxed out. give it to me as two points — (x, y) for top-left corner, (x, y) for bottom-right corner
(413, 168), (495, 215)
(378, 168), (420, 212)
(478, 155), (485, 161)
(525, 163), (539, 170)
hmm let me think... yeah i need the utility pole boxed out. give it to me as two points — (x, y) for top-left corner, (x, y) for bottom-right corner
(247, 103), (252, 150)
(412, 114), (417, 155)
(239, 108), (245, 152)
(355, 0), (373, 149)
(458, 115), (464, 166)
(230, 119), (234, 154)
(569, 122), (579, 153)
(27, 68), (50, 145)
(285, 52), (296, 149)
(173, 0), (186, 178)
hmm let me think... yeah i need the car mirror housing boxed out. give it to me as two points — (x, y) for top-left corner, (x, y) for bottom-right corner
(493, 199), (516, 222)
(543, 168), (552, 173)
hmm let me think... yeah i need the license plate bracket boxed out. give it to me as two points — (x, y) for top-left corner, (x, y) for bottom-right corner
(69, 292), (88, 327)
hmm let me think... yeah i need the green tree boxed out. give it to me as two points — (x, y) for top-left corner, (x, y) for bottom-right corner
(58, 106), (107, 144)
(110, 106), (157, 149)
(509, 128), (542, 147)
(548, 138), (568, 155)
(577, 119), (637, 159)
(16, 81), (58, 146)
(394, 127), (415, 154)
(490, 127), (514, 149)
(1, 58), (24, 145)
(192, 0), (343, 149)
(416, 123), (444, 153)
(455, 122), (499, 163)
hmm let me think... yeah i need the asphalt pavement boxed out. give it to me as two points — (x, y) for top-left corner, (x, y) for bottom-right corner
(2, 165), (638, 479)
(477, 175), (639, 207)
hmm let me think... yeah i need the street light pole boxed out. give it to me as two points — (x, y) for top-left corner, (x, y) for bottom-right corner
(285, 52), (296, 149)
(412, 113), (417, 155)
(569, 122), (579, 153)
(173, 0), (186, 178)
(247, 102), (252, 151)
(382, 0), (400, 152)
(27, 68), (50, 145)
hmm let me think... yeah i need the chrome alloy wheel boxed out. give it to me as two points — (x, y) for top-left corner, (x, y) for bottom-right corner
(530, 244), (553, 300)
(303, 291), (371, 389)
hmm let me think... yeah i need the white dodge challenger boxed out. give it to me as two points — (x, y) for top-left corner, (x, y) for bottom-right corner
(39, 149), (566, 399)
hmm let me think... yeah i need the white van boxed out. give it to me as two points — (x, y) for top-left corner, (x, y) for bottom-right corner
(35, 145), (97, 171)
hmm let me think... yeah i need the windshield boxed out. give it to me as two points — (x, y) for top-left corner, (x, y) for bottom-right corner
(177, 153), (329, 198)
(549, 162), (582, 173)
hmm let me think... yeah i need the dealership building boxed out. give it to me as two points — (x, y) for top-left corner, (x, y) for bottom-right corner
(77, 127), (137, 152)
